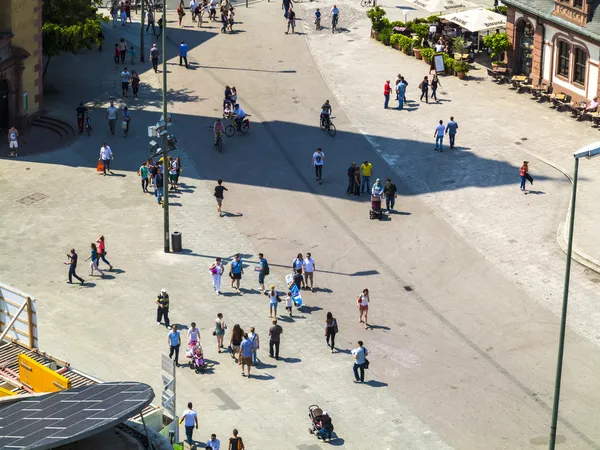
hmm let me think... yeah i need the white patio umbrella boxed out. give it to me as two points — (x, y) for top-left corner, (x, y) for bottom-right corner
(439, 8), (506, 32)
(411, 0), (477, 14)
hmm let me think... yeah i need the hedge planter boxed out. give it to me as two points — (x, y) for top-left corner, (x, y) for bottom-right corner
(413, 48), (422, 60)
(392, 42), (401, 50)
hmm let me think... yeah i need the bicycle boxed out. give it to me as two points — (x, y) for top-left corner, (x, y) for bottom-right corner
(320, 115), (336, 137)
(360, 0), (375, 6)
(224, 115), (251, 137)
(209, 125), (225, 152)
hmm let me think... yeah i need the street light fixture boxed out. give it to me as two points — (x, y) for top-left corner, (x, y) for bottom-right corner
(548, 141), (600, 450)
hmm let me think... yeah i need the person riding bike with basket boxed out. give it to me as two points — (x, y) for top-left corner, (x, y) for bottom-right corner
(233, 104), (247, 130)
(320, 100), (332, 128)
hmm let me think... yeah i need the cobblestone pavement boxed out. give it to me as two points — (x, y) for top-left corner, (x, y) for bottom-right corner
(1, 2), (600, 449)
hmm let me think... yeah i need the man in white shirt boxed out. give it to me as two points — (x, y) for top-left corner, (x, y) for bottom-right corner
(178, 402), (198, 446)
(190, 0), (198, 21)
(312, 147), (324, 183)
(351, 340), (369, 383)
(106, 101), (118, 135)
(434, 41), (443, 52)
(99, 143), (114, 176)
(303, 252), (316, 292)
(206, 433), (220, 449)
(434, 119), (446, 152)
(120, 67), (131, 97)
(232, 104), (246, 128)
(8, 126), (18, 157)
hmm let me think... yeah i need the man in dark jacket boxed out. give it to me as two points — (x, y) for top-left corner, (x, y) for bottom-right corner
(317, 412), (334, 441)
(383, 178), (398, 212)
(346, 162), (356, 194)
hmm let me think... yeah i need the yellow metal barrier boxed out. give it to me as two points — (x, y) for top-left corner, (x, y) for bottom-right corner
(18, 354), (71, 392)
(0, 387), (16, 397)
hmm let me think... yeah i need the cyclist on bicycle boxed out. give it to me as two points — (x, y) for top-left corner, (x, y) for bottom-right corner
(331, 5), (339, 29)
(320, 100), (332, 127)
(213, 119), (225, 145)
(233, 104), (247, 129)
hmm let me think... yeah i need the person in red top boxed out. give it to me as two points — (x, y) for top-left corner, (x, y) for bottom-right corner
(114, 44), (120, 66)
(96, 235), (113, 271)
(383, 80), (391, 109)
(519, 161), (529, 192)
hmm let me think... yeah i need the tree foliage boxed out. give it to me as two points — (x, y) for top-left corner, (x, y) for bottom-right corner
(42, 0), (107, 78)
(483, 33), (510, 61)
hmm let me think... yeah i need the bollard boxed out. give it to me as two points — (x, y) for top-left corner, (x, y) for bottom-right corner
(171, 232), (182, 253)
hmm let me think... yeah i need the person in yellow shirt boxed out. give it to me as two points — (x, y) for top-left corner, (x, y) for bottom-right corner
(360, 160), (373, 194)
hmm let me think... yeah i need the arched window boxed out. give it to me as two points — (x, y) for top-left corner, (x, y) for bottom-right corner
(516, 19), (534, 75)
(557, 40), (570, 78)
(573, 46), (587, 85)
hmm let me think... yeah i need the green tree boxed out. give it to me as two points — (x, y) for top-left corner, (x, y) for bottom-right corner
(483, 33), (510, 61)
(42, 0), (106, 79)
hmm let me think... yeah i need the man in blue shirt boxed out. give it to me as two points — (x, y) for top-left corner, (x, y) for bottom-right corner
(396, 80), (406, 110)
(229, 253), (243, 291)
(239, 333), (254, 377)
(445, 116), (459, 149)
(168, 325), (181, 366)
(179, 40), (189, 68)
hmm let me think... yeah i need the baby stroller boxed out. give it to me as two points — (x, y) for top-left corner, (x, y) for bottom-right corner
(223, 99), (233, 118)
(369, 195), (383, 220)
(186, 341), (206, 373)
(308, 405), (334, 441)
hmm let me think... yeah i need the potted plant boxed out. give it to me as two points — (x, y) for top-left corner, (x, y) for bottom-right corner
(402, 40), (413, 55)
(491, 60), (506, 67)
(483, 32), (510, 63)
(452, 36), (466, 57)
(420, 48), (434, 64)
(378, 26), (393, 46)
(413, 38), (422, 59)
(367, 6), (387, 39)
(454, 60), (470, 79)
(390, 34), (402, 50)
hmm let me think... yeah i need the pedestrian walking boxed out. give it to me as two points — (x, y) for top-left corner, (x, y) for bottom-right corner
(434, 119), (445, 151)
(96, 235), (113, 271)
(286, 8), (296, 34)
(173, 157), (182, 189)
(357, 288), (369, 329)
(214, 178), (228, 216)
(214, 313), (226, 352)
(130, 69), (140, 99)
(228, 430), (244, 450)
(210, 257), (224, 294)
(168, 325), (181, 366)
(351, 340), (369, 383)
(248, 326), (259, 365)
(154, 168), (165, 206)
(76, 102), (88, 133)
(353, 165), (361, 196)
(446, 116), (458, 149)
(156, 17), (163, 37)
(106, 101), (118, 135)
(7, 126), (18, 157)
(292, 254), (304, 287)
(146, 9), (155, 34)
(520, 161), (529, 192)
(138, 162), (149, 193)
(188, 322), (200, 345)
(210, 0), (217, 20)
(129, 45), (136, 65)
(179, 403), (198, 446)
(190, 0), (198, 21)
(397, 77), (407, 110)
(346, 162), (357, 194)
(325, 312), (338, 353)
(64, 248), (85, 284)
(111, 5), (118, 25)
(118, 38), (127, 62)
(239, 333), (253, 377)
(121, 106), (131, 137)
(229, 324), (243, 362)
(269, 319), (283, 360)
(303, 252), (315, 292)
(85, 243), (105, 278)
(383, 80), (391, 109)
(207, 434), (220, 450)
(431, 73), (441, 102)
(419, 76), (429, 103)
(265, 285), (280, 318)
(99, 143), (114, 176)
(292, 268), (303, 293)
(229, 253), (243, 291)
(150, 43), (160, 73)
(113, 43), (120, 65)
(125, 2), (132, 23)
(179, 40), (189, 68)
(285, 291), (294, 317)
(282, 0), (291, 18)
(360, 160), (372, 194)
(383, 178), (397, 212)
(312, 148), (325, 184)
(255, 253), (269, 292)
(120, 6), (127, 25)
(120, 67), (130, 97)
(177, 3), (185, 25)
(156, 288), (170, 328)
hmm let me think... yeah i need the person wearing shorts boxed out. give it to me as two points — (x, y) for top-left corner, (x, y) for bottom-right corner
(239, 334), (254, 377)
(214, 178), (228, 216)
(229, 253), (243, 290)
(357, 288), (370, 329)
(303, 252), (316, 291)
(8, 127), (18, 157)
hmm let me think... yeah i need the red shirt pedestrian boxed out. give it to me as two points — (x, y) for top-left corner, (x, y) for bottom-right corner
(383, 82), (391, 95)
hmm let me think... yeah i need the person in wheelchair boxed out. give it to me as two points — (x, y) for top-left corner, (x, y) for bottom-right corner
(232, 103), (247, 129)
(320, 100), (332, 127)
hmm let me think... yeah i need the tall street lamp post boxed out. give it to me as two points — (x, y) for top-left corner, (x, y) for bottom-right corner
(140, 0), (145, 62)
(161, 0), (170, 253)
(548, 142), (600, 450)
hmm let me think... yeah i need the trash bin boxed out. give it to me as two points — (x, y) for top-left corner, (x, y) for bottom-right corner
(171, 232), (182, 253)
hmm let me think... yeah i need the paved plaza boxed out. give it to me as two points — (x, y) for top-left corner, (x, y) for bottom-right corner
(2, 0), (600, 448)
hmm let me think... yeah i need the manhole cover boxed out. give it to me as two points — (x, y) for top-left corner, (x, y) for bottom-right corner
(404, 286), (413, 291)
(17, 192), (48, 206)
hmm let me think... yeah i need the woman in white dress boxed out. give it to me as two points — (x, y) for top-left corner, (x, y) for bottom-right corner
(210, 257), (224, 294)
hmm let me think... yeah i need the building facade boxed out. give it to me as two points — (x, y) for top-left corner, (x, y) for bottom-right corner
(504, 0), (600, 101)
(0, 0), (43, 131)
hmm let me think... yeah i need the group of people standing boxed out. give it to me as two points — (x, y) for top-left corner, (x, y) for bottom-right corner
(137, 156), (183, 205)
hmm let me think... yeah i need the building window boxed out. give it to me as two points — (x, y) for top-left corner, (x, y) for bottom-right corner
(574, 47), (587, 85)
(557, 40), (570, 77)
(573, 0), (583, 8)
